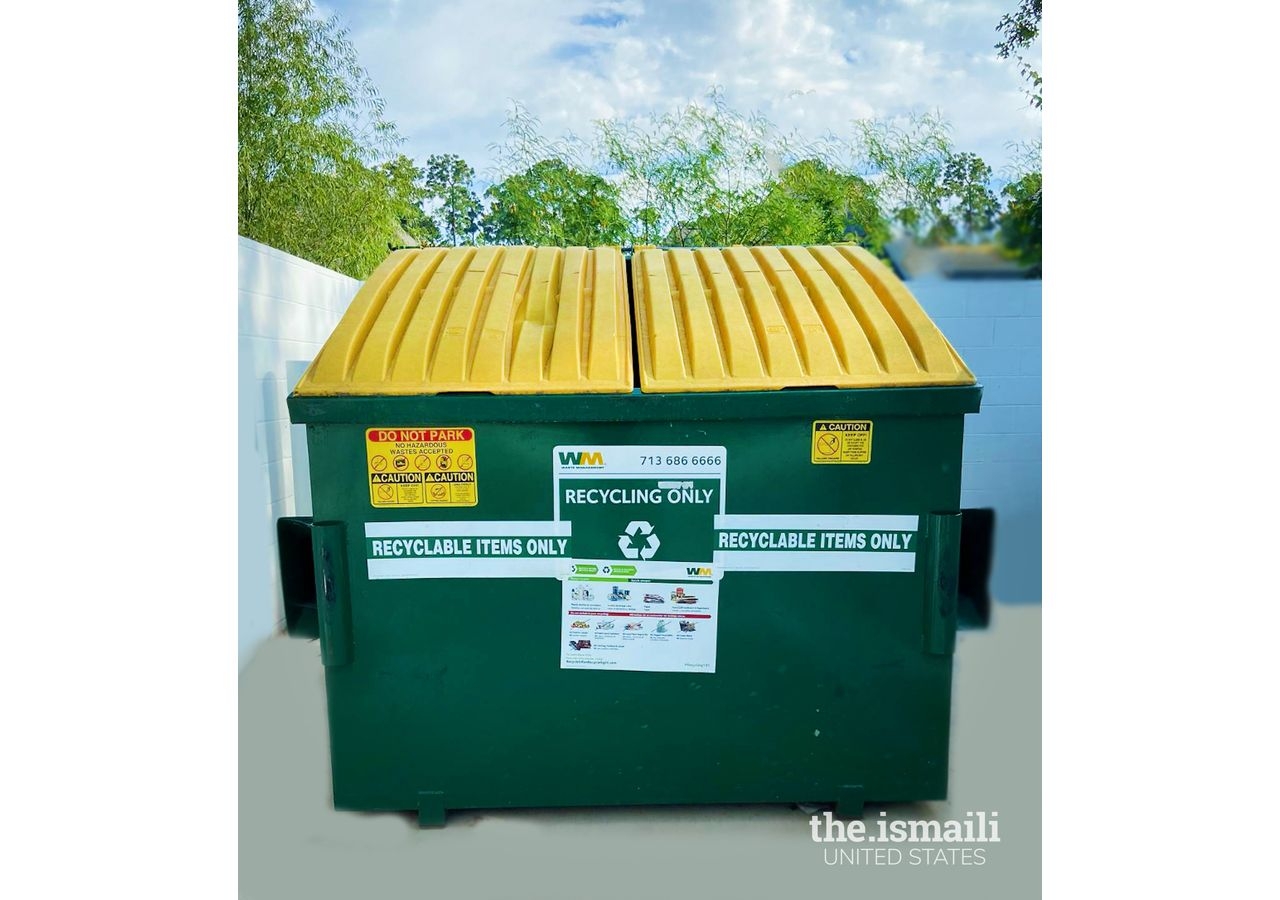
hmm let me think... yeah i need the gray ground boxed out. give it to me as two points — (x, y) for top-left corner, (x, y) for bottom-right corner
(240, 605), (1040, 899)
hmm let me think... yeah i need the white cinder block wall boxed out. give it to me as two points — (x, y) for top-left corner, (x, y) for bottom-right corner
(238, 238), (361, 668)
(912, 279), (1043, 605)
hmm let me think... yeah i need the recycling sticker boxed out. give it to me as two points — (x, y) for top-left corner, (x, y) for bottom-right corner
(619, 521), (661, 560)
(553, 445), (726, 674)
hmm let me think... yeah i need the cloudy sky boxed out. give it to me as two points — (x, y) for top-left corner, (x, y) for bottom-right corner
(322, 0), (1041, 183)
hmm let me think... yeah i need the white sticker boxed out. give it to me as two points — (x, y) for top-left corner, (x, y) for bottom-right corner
(554, 445), (726, 673)
(561, 580), (719, 673)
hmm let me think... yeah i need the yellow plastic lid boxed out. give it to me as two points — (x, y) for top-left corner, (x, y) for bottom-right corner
(293, 246), (633, 395)
(631, 245), (976, 392)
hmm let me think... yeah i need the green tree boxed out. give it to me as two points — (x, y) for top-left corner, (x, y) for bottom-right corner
(422, 154), (482, 245)
(999, 171), (1042, 268)
(935, 152), (999, 243)
(379, 155), (441, 246)
(482, 159), (627, 246)
(490, 92), (892, 251)
(855, 113), (999, 244)
(854, 112), (952, 240)
(238, 0), (408, 277)
(489, 101), (590, 177)
(994, 139), (1041, 269)
(993, 5), (1042, 267)
(599, 88), (789, 245)
(755, 159), (890, 252)
(997, 0), (1042, 109)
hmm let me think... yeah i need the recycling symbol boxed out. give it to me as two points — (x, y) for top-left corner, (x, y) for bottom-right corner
(619, 520), (661, 560)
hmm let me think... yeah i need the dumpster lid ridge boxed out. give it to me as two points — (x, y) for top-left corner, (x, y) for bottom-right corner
(294, 246), (633, 396)
(631, 244), (976, 392)
(292, 244), (974, 398)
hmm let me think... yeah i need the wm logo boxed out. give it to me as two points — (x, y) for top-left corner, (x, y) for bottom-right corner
(558, 450), (604, 466)
(686, 566), (712, 577)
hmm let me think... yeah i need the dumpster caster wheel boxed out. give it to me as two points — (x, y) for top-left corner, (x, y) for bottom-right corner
(834, 785), (865, 820)
(417, 791), (446, 828)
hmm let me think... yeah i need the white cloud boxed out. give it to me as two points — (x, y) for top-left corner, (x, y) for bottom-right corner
(326, 0), (1041, 180)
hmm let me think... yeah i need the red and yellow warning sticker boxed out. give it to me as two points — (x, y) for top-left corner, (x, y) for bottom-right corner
(365, 427), (477, 508)
(811, 420), (873, 464)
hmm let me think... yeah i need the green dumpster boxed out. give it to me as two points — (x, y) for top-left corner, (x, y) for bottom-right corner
(283, 243), (982, 826)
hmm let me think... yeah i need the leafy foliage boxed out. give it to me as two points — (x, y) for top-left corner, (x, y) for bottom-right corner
(999, 171), (1042, 268)
(599, 88), (787, 246)
(592, 89), (889, 254)
(937, 153), (1000, 243)
(996, 0), (1042, 109)
(237, 0), (417, 277)
(379, 155), (440, 246)
(675, 158), (891, 251)
(993, 5), (1042, 265)
(422, 154), (482, 246)
(854, 113), (998, 245)
(764, 159), (890, 250)
(239, 1), (1037, 274)
(483, 159), (628, 246)
(854, 112), (951, 240)
(481, 105), (626, 246)
(488, 101), (593, 178)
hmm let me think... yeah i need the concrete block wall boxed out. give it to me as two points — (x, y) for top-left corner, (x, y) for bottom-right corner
(911, 279), (1043, 604)
(238, 238), (361, 667)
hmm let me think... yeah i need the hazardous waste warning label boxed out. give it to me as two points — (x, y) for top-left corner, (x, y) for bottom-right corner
(811, 420), (873, 464)
(365, 427), (477, 508)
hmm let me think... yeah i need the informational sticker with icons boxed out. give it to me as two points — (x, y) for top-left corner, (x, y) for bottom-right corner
(364, 426), (477, 508)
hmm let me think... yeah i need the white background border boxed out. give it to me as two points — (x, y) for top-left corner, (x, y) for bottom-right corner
(5, 2), (1280, 897)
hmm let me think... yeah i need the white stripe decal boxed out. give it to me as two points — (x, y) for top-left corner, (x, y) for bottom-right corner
(368, 558), (569, 580)
(714, 550), (916, 573)
(714, 514), (919, 532)
(366, 520), (571, 538)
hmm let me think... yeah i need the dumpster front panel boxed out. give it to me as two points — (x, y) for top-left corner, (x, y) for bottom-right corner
(304, 403), (965, 813)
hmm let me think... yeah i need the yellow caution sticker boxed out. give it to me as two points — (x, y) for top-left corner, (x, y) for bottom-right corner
(811, 420), (873, 464)
(366, 427), (477, 508)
